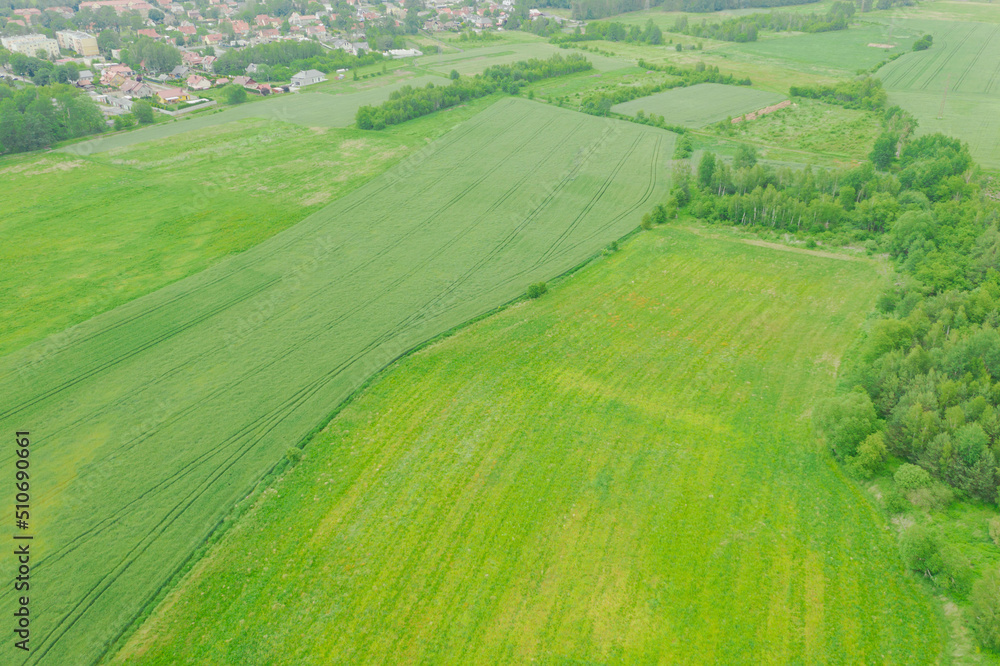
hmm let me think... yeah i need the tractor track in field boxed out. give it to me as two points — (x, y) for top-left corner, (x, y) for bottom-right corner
(6, 99), (676, 664)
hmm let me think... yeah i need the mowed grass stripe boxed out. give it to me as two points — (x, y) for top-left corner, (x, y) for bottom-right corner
(0, 98), (674, 665)
(114, 227), (942, 664)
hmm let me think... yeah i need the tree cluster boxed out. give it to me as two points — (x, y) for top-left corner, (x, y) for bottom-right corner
(121, 37), (181, 74)
(212, 40), (382, 78)
(0, 82), (105, 155)
(789, 75), (888, 110)
(356, 54), (593, 130)
(2, 50), (80, 85)
(555, 19), (663, 45)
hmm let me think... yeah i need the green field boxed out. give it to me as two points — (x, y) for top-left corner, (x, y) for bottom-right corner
(613, 83), (786, 127)
(60, 76), (444, 155)
(114, 227), (944, 664)
(0, 99), (496, 359)
(874, 19), (1000, 169)
(0, 98), (673, 664)
(722, 24), (915, 75)
(879, 20), (1000, 95)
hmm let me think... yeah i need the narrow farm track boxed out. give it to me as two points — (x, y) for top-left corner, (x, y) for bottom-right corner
(0, 98), (675, 665)
(114, 228), (943, 664)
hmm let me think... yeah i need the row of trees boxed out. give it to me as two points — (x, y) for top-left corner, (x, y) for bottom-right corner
(580, 61), (749, 116)
(212, 41), (383, 77)
(356, 54), (593, 130)
(0, 82), (105, 155)
(672, 1), (854, 42)
(559, 19), (665, 45)
(789, 75), (888, 110)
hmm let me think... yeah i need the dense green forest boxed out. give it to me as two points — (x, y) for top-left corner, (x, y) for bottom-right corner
(658, 87), (1000, 648)
(672, 1), (854, 42)
(0, 81), (105, 155)
(356, 54), (592, 129)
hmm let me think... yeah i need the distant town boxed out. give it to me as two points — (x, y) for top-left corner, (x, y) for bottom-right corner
(0, 0), (572, 121)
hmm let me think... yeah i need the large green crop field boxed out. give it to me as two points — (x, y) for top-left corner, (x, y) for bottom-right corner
(0, 98), (673, 664)
(0, 99), (494, 359)
(723, 24), (915, 75)
(879, 20), (1000, 95)
(114, 227), (944, 664)
(876, 19), (1000, 168)
(612, 83), (786, 127)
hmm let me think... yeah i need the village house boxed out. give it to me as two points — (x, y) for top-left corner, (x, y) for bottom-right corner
(100, 63), (134, 85)
(291, 69), (326, 87)
(119, 78), (154, 97)
(186, 74), (211, 90)
(155, 88), (191, 104)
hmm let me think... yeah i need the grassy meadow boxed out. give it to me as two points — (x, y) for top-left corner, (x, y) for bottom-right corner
(115, 226), (945, 664)
(613, 83), (786, 127)
(706, 99), (882, 164)
(0, 99), (674, 664)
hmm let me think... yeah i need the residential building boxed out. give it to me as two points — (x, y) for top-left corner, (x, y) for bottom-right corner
(291, 69), (326, 86)
(78, 0), (154, 17)
(386, 48), (422, 58)
(186, 74), (211, 89)
(1, 34), (60, 59)
(155, 88), (191, 103)
(56, 30), (100, 56)
(119, 78), (154, 97)
(100, 63), (134, 85)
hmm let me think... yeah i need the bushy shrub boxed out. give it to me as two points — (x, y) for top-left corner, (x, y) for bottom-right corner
(815, 392), (880, 458)
(895, 463), (932, 491)
(527, 282), (548, 299)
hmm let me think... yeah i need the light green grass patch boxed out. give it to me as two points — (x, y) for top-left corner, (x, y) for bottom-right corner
(721, 24), (915, 76)
(614, 83), (786, 127)
(114, 226), (943, 664)
(710, 98), (881, 161)
(0, 98), (674, 665)
(60, 76), (445, 155)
